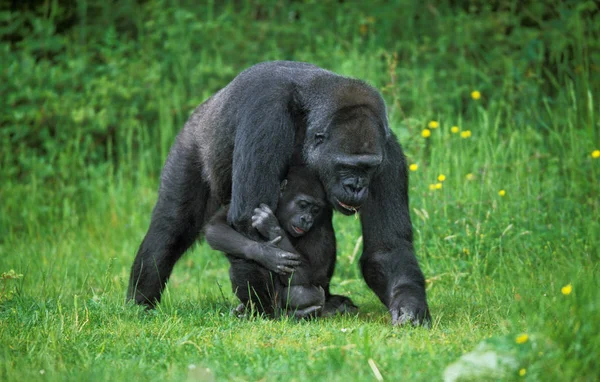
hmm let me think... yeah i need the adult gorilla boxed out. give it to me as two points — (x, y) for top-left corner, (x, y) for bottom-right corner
(127, 61), (431, 326)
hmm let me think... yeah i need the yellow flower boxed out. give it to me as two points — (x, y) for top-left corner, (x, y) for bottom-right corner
(422, 129), (431, 138)
(428, 120), (439, 129)
(516, 333), (528, 344)
(561, 284), (572, 295)
(429, 184), (436, 191)
(498, 190), (506, 197)
(460, 130), (472, 139)
(519, 368), (527, 377)
(435, 183), (442, 190)
(471, 90), (481, 100)
(409, 164), (418, 171)
(465, 173), (475, 181)
(451, 126), (459, 134)
(592, 150), (600, 159)
(359, 24), (369, 36)
(438, 174), (446, 182)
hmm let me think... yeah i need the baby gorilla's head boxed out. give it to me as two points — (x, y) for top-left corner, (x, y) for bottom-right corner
(277, 167), (327, 238)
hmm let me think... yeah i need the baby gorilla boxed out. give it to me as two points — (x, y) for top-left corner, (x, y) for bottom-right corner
(251, 192), (327, 316)
(205, 166), (332, 318)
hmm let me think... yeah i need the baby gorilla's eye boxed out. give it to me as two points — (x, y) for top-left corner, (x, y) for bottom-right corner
(297, 201), (308, 209)
(311, 206), (320, 215)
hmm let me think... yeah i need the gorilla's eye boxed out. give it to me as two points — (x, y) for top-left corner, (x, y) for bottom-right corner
(315, 133), (326, 145)
(298, 201), (308, 209)
(311, 206), (320, 215)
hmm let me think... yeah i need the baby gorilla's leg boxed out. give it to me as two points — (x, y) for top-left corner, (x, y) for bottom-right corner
(229, 258), (278, 317)
(282, 285), (325, 318)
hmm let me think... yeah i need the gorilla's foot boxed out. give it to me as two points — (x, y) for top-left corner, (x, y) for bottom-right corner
(230, 303), (247, 318)
(321, 294), (358, 317)
(389, 294), (431, 327)
(290, 305), (322, 319)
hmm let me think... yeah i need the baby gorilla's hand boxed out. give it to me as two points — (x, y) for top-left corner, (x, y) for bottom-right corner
(251, 203), (283, 240)
(250, 239), (301, 274)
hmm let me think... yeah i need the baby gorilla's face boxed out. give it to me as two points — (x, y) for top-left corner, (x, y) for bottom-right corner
(278, 193), (324, 238)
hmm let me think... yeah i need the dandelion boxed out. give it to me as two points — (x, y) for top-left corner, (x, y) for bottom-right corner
(428, 120), (439, 129)
(422, 129), (431, 138)
(451, 126), (459, 134)
(516, 333), (528, 344)
(561, 284), (572, 295)
(519, 368), (527, 377)
(359, 24), (369, 36)
(465, 173), (475, 181)
(429, 184), (436, 191)
(498, 190), (506, 197)
(409, 164), (418, 171)
(460, 130), (472, 139)
(438, 174), (446, 182)
(435, 183), (442, 190)
(471, 90), (481, 100)
(592, 150), (600, 159)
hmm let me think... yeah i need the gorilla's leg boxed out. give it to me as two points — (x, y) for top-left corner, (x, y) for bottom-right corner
(127, 137), (213, 307)
(282, 285), (325, 318)
(228, 258), (279, 316)
(360, 138), (430, 326)
(319, 239), (359, 316)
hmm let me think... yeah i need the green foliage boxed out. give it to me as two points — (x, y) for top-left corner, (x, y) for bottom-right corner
(0, 270), (23, 302)
(1, 0), (599, 381)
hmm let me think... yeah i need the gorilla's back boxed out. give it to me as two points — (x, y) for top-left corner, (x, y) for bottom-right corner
(183, 61), (334, 204)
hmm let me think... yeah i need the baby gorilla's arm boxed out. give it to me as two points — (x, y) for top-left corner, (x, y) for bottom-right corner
(205, 208), (301, 274)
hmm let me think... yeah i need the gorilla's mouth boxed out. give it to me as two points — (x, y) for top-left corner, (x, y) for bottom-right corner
(292, 225), (305, 235)
(336, 199), (361, 214)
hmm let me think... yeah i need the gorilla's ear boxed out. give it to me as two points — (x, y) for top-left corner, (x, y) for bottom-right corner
(280, 179), (288, 196)
(380, 104), (391, 139)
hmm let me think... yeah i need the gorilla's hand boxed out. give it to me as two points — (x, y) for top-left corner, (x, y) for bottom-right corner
(389, 290), (431, 327)
(251, 204), (283, 241)
(250, 237), (301, 275)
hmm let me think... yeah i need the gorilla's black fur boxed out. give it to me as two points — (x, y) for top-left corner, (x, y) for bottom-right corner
(127, 61), (430, 325)
(205, 166), (356, 318)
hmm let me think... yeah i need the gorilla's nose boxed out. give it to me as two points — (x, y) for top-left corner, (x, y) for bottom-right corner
(301, 215), (313, 228)
(343, 180), (367, 201)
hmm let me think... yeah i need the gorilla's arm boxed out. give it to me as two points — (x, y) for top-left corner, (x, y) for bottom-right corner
(227, 78), (297, 234)
(251, 204), (297, 255)
(205, 209), (302, 274)
(359, 136), (431, 326)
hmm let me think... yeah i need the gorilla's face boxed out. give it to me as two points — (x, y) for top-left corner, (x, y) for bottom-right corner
(276, 167), (328, 236)
(278, 193), (324, 237)
(326, 155), (380, 215)
(305, 108), (385, 215)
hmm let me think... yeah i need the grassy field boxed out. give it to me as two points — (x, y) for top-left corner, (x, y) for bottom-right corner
(1, 0), (599, 380)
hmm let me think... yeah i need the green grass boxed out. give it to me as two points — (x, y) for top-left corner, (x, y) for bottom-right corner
(1, 0), (599, 380)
